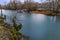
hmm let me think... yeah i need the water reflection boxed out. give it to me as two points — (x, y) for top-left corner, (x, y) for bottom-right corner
(31, 14), (46, 23)
(50, 16), (56, 23)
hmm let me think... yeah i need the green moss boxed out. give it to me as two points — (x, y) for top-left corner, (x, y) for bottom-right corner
(0, 16), (4, 22)
(0, 38), (3, 40)
(0, 16), (4, 20)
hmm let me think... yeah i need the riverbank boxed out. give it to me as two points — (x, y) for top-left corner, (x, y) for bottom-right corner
(31, 10), (60, 16)
(0, 16), (29, 40)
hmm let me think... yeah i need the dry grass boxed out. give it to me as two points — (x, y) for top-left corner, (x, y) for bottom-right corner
(31, 10), (60, 16)
(31, 10), (51, 14)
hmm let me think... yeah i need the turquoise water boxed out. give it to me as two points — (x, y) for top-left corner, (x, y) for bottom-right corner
(0, 10), (60, 40)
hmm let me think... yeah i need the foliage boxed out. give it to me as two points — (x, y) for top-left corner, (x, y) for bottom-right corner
(15, 23), (22, 31)
(0, 16), (4, 23)
(0, 16), (23, 40)
(0, 16), (4, 20)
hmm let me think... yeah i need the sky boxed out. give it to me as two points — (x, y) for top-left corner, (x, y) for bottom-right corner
(0, 0), (47, 5)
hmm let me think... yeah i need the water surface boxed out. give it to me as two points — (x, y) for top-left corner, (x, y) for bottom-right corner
(0, 9), (60, 40)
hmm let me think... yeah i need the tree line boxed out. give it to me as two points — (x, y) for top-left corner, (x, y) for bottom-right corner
(0, 0), (40, 11)
(0, 0), (60, 11)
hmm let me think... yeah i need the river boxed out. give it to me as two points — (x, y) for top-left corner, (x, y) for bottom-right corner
(0, 9), (60, 40)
